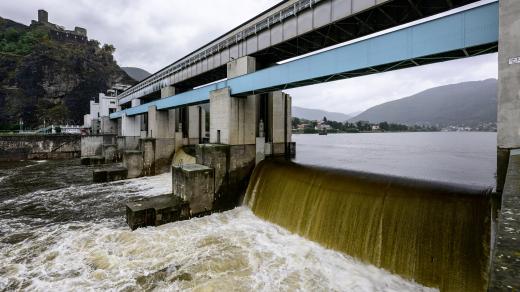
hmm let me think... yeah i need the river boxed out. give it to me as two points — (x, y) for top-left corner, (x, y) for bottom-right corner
(293, 132), (497, 187)
(0, 132), (496, 291)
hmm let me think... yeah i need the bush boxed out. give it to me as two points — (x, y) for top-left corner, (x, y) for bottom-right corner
(303, 128), (317, 134)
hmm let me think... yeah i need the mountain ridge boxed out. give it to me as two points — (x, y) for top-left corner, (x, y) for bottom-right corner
(292, 106), (354, 122)
(122, 67), (151, 82)
(349, 79), (497, 127)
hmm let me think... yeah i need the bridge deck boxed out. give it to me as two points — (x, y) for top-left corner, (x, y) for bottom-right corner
(118, 0), (481, 104)
(111, 1), (498, 119)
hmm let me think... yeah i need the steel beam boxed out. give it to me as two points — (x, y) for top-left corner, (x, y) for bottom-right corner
(111, 1), (498, 119)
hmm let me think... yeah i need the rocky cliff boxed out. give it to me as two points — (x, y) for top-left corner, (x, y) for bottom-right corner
(0, 16), (136, 129)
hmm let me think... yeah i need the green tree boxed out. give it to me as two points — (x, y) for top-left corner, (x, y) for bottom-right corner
(292, 117), (301, 128)
(102, 44), (115, 54)
(379, 121), (389, 131)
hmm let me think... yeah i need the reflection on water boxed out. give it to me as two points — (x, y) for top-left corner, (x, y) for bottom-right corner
(293, 132), (497, 187)
(0, 159), (433, 291)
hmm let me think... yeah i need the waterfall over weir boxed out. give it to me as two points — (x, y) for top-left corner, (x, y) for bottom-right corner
(244, 160), (492, 291)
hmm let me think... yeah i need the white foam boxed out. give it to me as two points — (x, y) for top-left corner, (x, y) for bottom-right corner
(0, 207), (436, 291)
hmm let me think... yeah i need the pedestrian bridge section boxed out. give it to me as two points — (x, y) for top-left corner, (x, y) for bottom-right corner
(111, 1), (498, 119)
(117, 0), (481, 105)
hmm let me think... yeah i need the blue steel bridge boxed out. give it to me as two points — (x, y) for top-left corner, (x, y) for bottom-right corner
(114, 0), (491, 107)
(111, 0), (498, 118)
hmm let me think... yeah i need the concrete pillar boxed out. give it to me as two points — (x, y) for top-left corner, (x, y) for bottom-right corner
(121, 114), (140, 137)
(100, 116), (117, 134)
(497, 0), (520, 190)
(122, 99), (142, 137)
(269, 92), (291, 144)
(210, 56), (259, 145)
(227, 56), (256, 78)
(117, 118), (122, 136)
(188, 105), (207, 144)
(209, 88), (258, 145)
(161, 86), (177, 139)
(148, 105), (170, 138)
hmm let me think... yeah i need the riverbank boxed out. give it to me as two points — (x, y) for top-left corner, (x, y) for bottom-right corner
(0, 134), (80, 161)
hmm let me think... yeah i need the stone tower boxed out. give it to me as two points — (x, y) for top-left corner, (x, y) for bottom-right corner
(38, 9), (48, 23)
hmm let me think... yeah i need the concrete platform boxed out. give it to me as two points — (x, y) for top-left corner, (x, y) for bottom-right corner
(93, 167), (128, 183)
(173, 164), (215, 215)
(123, 150), (143, 178)
(80, 155), (105, 165)
(102, 144), (118, 163)
(126, 194), (190, 230)
(490, 150), (520, 290)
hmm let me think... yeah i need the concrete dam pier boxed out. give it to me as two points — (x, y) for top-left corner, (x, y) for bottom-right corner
(74, 0), (520, 289)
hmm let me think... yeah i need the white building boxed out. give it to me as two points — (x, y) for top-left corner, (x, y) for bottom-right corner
(83, 85), (127, 133)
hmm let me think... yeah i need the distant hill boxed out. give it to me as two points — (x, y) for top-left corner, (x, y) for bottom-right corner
(293, 106), (354, 122)
(122, 67), (151, 82)
(350, 79), (497, 127)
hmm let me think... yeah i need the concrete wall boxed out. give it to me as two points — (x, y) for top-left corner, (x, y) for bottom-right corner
(172, 164), (215, 215)
(498, 0), (520, 150)
(0, 135), (81, 161)
(116, 136), (140, 151)
(195, 144), (256, 211)
(497, 0), (520, 190)
(81, 134), (116, 157)
(123, 151), (144, 179)
(490, 150), (520, 290)
(141, 138), (175, 176)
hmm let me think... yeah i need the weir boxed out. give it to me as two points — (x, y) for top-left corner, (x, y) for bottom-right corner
(244, 160), (492, 291)
(73, 0), (520, 289)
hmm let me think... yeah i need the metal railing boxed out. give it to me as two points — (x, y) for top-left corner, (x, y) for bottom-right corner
(118, 0), (323, 102)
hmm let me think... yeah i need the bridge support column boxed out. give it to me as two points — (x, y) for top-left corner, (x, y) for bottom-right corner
(497, 0), (520, 192)
(121, 114), (140, 137)
(210, 56), (258, 145)
(209, 88), (257, 145)
(148, 105), (170, 139)
(187, 105), (206, 144)
(491, 1), (520, 289)
(121, 99), (142, 137)
(267, 91), (293, 157)
(138, 87), (178, 175)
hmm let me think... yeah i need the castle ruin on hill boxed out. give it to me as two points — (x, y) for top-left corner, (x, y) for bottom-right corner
(30, 9), (88, 43)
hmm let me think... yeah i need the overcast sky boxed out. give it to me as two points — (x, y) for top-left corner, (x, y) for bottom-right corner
(1, 0), (497, 115)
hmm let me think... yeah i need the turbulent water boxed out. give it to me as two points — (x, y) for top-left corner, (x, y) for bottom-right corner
(245, 160), (491, 292)
(0, 159), (434, 291)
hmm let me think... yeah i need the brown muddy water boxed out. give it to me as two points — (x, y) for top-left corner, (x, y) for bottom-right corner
(0, 132), (497, 291)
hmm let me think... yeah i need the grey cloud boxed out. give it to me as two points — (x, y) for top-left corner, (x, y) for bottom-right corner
(1, 1), (497, 114)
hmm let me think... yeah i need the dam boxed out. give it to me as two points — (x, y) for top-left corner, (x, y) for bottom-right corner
(1, 0), (519, 290)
